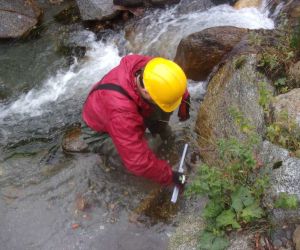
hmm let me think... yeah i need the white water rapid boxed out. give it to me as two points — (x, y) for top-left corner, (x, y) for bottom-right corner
(0, 0), (277, 144)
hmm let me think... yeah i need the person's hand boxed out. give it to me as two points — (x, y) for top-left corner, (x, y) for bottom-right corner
(177, 93), (190, 121)
(172, 171), (187, 188)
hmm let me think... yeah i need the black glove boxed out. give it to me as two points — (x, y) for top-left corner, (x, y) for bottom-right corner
(177, 93), (190, 121)
(172, 171), (186, 188)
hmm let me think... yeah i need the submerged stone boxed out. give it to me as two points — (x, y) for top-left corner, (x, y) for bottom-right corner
(62, 126), (89, 153)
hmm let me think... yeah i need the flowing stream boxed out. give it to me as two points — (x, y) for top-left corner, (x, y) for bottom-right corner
(0, 1), (277, 249)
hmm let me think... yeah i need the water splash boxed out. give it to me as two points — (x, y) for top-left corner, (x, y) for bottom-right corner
(125, 2), (274, 59)
(0, 32), (120, 120)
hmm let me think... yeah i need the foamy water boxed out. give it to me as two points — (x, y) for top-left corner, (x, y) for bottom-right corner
(0, 1), (276, 125)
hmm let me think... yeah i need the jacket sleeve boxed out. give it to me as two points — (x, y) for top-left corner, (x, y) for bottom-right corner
(107, 111), (173, 186)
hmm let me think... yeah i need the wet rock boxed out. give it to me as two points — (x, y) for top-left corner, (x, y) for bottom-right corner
(75, 0), (119, 21)
(196, 54), (272, 165)
(0, 0), (42, 39)
(113, 0), (144, 7)
(149, 0), (180, 6)
(54, 4), (81, 24)
(271, 88), (300, 127)
(0, 82), (11, 101)
(293, 225), (300, 250)
(234, 0), (262, 9)
(174, 26), (248, 81)
(260, 141), (300, 224)
(62, 126), (89, 153)
(57, 29), (96, 61)
(176, 0), (214, 14)
(114, 5), (145, 16)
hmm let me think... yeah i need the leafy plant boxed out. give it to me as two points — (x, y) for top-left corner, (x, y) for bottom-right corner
(255, 14), (300, 92)
(258, 82), (272, 114)
(188, 109), (268, 250)
(234, 55), (247, 70)
(274, 193), (299, 210)
(266, 111), (300, 152)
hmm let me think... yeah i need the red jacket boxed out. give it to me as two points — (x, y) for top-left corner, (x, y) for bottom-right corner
(83, 54), (185, 185)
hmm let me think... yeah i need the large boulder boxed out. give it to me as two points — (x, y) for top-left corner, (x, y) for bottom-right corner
(0, 0), (42, 39)
(195, 54), (273, 165)
(75, 0), (118, 21)
(272, 88), (300, 127)
(174, 26), (248, 81)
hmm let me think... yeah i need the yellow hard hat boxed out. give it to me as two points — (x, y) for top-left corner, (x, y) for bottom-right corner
(143, 57), (187, 112)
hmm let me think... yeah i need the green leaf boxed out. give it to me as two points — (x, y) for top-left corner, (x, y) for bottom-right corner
(274, 193), (299, 210)
(231, 187), (255, 212)
(199, 231), (229, 250)
(211, 236), (230, 250)
(216, 209), (240, 229)
(241, 203), (264, 222)
(274, 77), (286, 86)
(199, 231), (215, 250)
(203, 200), (224, 219)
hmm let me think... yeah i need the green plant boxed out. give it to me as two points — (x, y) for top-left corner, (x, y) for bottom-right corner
(258, 82), (272, 114)
(266, 111), (300, 152)
(274, 193), (299, 210)
(256, 15), (299, 92)
(234, 55), (247, 70)
(188, 109), (268, 250)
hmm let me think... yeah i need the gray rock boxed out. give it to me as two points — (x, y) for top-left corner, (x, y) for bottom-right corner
(0, 0), (42, 39)
(176, 0), (214, 14)
(228, 233), (253, 250)
(75, 0), (118, 21)
(262, 141), (300, 196)
(272, 88), (300, 127)
(167, 214), (205, 250)
(260, 141), (300, 224)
